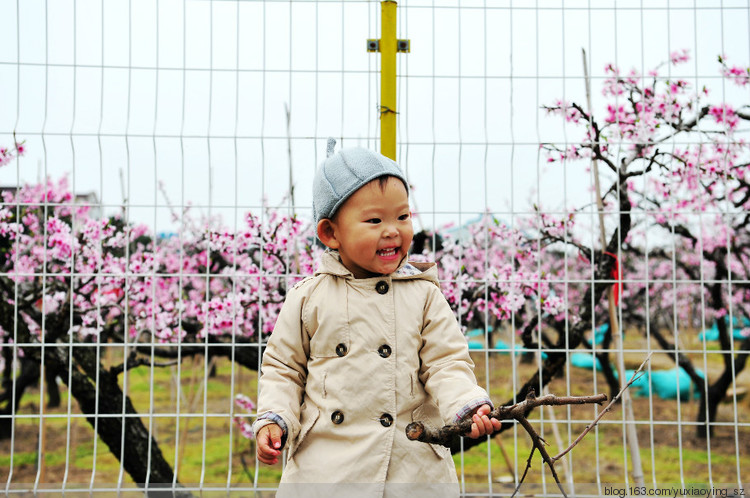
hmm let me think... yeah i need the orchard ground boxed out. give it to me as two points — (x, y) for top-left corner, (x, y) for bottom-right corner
(2, 326), (748, 490)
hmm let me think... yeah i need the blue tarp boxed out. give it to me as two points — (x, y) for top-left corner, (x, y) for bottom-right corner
(569, 352), (703, 401)
(466, 330), (548, 359)
(698, 317), (750, 342)
(591, 323), (610, 345)
(570, 353), (603, 371)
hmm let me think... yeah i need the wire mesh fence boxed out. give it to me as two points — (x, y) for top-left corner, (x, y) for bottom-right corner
(1, 1), (749, 496)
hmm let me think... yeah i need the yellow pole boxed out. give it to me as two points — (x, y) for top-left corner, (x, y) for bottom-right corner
(380, 1), (397, 160)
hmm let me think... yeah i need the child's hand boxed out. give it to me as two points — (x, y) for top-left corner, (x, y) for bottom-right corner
(465, 404), (501, 439)
(256, 423), (284, 465)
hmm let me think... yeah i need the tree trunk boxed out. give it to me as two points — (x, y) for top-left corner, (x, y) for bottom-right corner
(56, 343), (192, 496)
(0, 358), (40, 439)
(696, 255), (750, 438)
(45, 366), (61, 408)
(597, 352), (621, 401)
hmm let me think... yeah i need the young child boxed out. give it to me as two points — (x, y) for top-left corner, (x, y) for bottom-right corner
(253, 139), (500, 495)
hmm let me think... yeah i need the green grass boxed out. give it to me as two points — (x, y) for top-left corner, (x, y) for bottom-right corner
(453, 425), (748, 485)
(3, 331), (749, 490)
(0, 451), (38, 468)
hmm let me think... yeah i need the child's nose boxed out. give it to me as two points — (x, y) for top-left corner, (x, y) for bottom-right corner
(382, 224), (398, 237)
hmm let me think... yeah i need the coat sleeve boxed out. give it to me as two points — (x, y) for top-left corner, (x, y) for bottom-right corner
(252, 281), (311, 446)
(418, 284), (492, 424)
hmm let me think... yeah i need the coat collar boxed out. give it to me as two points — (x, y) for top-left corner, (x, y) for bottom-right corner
(315, 250), (440, 286)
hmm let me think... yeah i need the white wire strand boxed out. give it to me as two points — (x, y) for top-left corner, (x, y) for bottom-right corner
(200, 0), (216, 486)
(173, 0), (189, 487)
(226, 0), (241, 488)
(90, 0), (107, 489)
(533, 1), (548, 493)
(718, 0), (742, 488)
(456, 4), (466, 493)
(255, 0), (269, 485)
(145, 0), (161, 487)
(7, 0), (23, 492)
(558, 4), (574, 494)
(639, 0), (657, 488)
(480, 0), (493, 493)
(584, 3), (603, 493)
(401, 0), (409, 218)
(60, 0), (78, 490)
(366, 2), (371, 151)
(117, 0), (134, 488)
(737, 0), (750, 488)
(508, 1), (521, 490)
(610, 1), (631, 489)
(26, 0), (41, 492)
(664, 1), (688, 487)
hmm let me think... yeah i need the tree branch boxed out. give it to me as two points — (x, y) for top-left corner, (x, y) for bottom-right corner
(405, 391), (608, 448)
(110, 353), (181, 377)
(407, 353), (653, 498)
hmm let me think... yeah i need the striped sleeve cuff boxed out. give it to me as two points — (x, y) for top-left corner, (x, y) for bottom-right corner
(253, 412), (289, 441)
(453, 397), (493, 424)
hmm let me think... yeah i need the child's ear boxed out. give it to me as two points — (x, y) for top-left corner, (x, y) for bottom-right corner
(317, 219), (340, 250)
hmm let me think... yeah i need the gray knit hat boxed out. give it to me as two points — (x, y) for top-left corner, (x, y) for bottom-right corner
(312, 138), (408, 224)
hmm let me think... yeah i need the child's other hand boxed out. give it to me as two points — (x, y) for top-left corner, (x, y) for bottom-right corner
(465, 404), (501, 439)
(256, 423), (284, 465)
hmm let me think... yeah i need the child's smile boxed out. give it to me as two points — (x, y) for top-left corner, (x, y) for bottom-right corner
(377, 247), (399, 259)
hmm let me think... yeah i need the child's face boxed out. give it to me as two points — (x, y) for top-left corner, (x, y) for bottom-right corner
(320, 176), (413, 279)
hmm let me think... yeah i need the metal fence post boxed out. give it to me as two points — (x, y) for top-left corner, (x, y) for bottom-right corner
(380, 1), (397, 160)
(368, 1), (408, 160)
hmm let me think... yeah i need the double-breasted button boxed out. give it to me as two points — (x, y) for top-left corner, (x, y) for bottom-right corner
(335, 343), (348, 357)
(378, 344), (392, 358)
(375, 281), (389, 295)
(379, 413), (393, 427)
(331, 411), (344, 424)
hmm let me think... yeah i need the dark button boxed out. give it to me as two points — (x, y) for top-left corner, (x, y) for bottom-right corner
(375, 281), (389, 295)
(335, 343), (348, 357)
(378, 344), (392, 358)
(331, 410), (344, 424)
(379, 413), (393, 427)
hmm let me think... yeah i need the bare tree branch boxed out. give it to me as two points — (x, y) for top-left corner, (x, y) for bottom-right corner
(406, 353), (653, 498)
(110, 354), (181, 377)
(405, 392), (608, 447)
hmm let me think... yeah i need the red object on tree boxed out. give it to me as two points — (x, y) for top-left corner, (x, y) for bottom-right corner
(603, 251), (621, 305)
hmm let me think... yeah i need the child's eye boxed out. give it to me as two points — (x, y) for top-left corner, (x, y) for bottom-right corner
(366, 218), (381, 224)
(398, 213), (410, 221)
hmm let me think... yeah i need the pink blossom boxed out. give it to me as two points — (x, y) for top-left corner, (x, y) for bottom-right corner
(720, 57), (750, 87)
(235, 393), (256, 412)
(708, 104), (739, 129)
(233, 417), (255, 439)
(670, 49), (690, 65)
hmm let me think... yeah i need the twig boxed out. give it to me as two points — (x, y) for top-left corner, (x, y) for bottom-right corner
(552, 352), (653, 461)
(406, 352), (654, 498)
(515, 414), (568, 497)
(239, 449), (256, 482)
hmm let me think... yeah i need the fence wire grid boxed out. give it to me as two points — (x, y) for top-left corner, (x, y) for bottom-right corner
(1, 1), (749, 496)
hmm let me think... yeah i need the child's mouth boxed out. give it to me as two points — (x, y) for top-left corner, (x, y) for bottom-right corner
(377, 248), (399, 259)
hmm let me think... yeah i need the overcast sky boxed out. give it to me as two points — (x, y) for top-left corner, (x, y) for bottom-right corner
(1, 0), (749, 232)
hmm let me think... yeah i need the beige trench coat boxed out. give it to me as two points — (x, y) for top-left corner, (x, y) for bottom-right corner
(253, 251), (490, 495)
